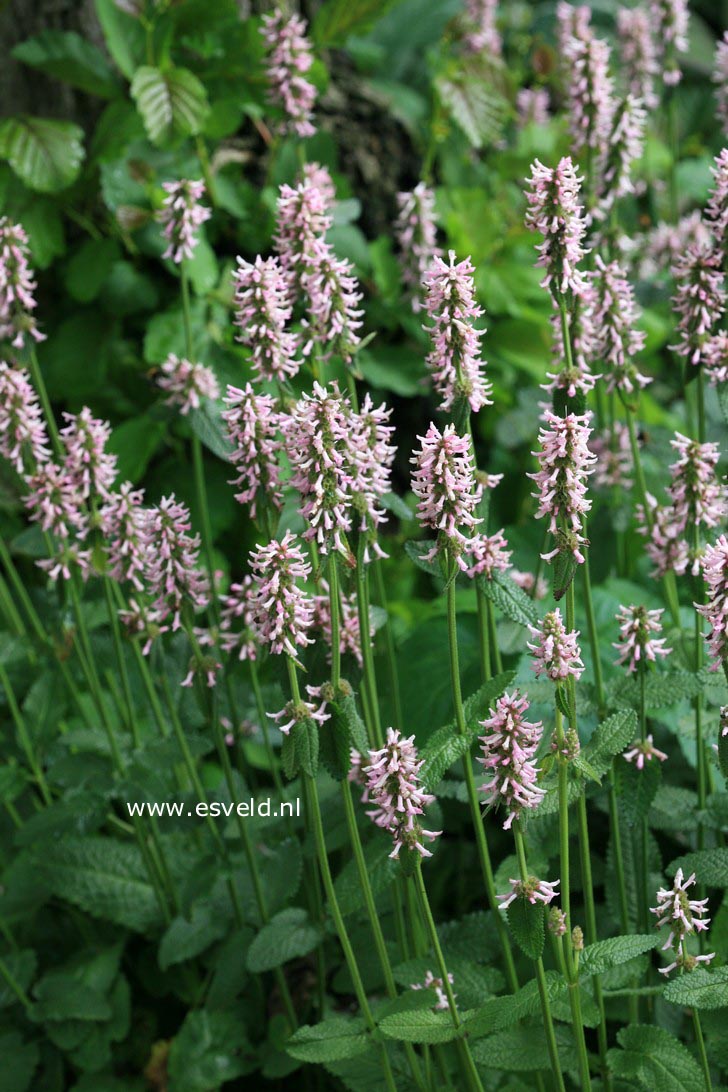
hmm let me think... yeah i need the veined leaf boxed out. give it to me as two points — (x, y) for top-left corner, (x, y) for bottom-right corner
(13, 31), (119, 98)
(378, 1007), (462, 1044)
(477, 570), (539, 627)
(131, 66), (209, 146)
(0, 117), (84, 193)
(507, 898), (545, 960)
(579, 935), (659, 977)
(287, 1017), (370, 1063)
(246, 908), (322, 973)
(436, 55), (508, 150)
(667, 848), (728, 888)
(608, 1024), (704, 1092)
(663, 966), (728, 1010)
(313, 0), (402, 45)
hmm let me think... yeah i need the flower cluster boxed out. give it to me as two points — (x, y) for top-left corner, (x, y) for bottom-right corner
(156, 354), (220, 416)
(528, 609), (584, 682)
(529, 410), (597, 564)
(313, 583), (367, 667)
(668, 433), (727, 545)
(233, 255), (299, 382)
(140, 496), (209, 631)
(100, 482), (147, 592)
(703, 331), (728, 386)
(563, 31), (615, 160)
(651, 0), (689, 88)
(466, 530), (511, 580)
(411, 423), (481, 569)
(516, 88), (551, 127)
(261, 8), (316, 137)
(223, 384), (283, 518)
(348, 393), (396, 559)
(613, 605), (671, 674)
(394, 183), (441, 312)
(0, 218), (45, 348)
(300, 238), (363, 364)
(590, 423), (633, 491)
(478, 691), (545, 829)
(698, 536), (728, 670)
(597, 95), (647, 216)
(411, 971), (455, 1011)
(589, 257), (649, 395)
(423, 251), (491, 414)
(617, 6), (659, 111)
(275, 178), (332, 295)
(462, 0), (501, 55)
(624, 736), (668, 768)
(670, 247), (726, 367)
(640, 212), (712, 279)
(363, 728), (441, 859)
(497, 876), (560, 910)
(219, 576), (258, 663)
(24, 461), (90, 581)
(525, 158), (588, 299)
(651, 869), (714, 976)
(0, 362), (49, 472)
(247, 531), (314, 659)
(60, 408), (118, 502)
(637, 494), (691, 578)
(157, 180), (210, 265)
(705, 149), (728, 257)
(268, 687), (330, 737)
(715, 33), (728, 134)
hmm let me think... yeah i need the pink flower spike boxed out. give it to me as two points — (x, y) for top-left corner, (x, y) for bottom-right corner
(261, 7), (317, 138)
(529, 410), (596, 565)
(156, 354), (219, 416)
(0, 218), (45, 348)
(466, 530), (511, 580)
(395, 183), (442, 312)
(670, 246), (726, 367)
(247, 530), (314, 659)
(99, 481), (147, 592)
(223, 383), (283, 518)
(157, 180), (210, 265)
(563, 31), (615, 160)
(617, 7), (659, 111)
(517, 89), (550, 127)
(651, 868), (714, 976)
(410, 422), (481, 568)
(233, 255), (300, 382)
(705, 148), (728, 256)
(478, 690), (546, 829)
(613, 604), (671, 674)
(714, 34), (728, 134)
(363, 728), (441, 860)
(139, 495), (209, 630)
(651, 0), (689, 87)
(274, 178), (332, 298)
(528, 609), (584, 682)
(697, 536), (728, 670)
(589, 258), (649, 394)
(462, 0), (501, 55)
(668, 433), (727, 552)
(525, 158), (588, 299)
(0, 362), (50, 472)
(300, 238), (363, 364)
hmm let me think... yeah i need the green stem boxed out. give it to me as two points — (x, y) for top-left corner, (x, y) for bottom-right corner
(577, 793), (611, 1092)
(667, 88), (678, 223)
(555, 707), (571, 936)
(102, 577), (138, 747)
(0, 659), (52, 805)
(413, 858), (485, 1092)
(0, 954), (32, 1012)
(485, 597), (502, 676)
(579, 550), (604, 714)
(328, 553), (342, 691)
(355, 535), (383, 747)
(374, 558), (403, 731)
(639, 672), (651, 934)
(692, 1009), (713, 1092)
(476, 587), (490, 683)
(28, 346), (61, 457)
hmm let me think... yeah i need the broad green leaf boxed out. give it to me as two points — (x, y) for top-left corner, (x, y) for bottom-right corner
(436, 55), (508, 150)
(419, 672), (515, 790)
(477, 570), (539, 627)
(616, 759), (662, 828)
(719, 728), (728, 780)
(13, 31), (119, 98)
(159, 905), (229, 970)
(0, 1033), (39, 1092)
(320, 690), (368, 781)
(168, 1008), (255, 1091)
(334, 841), (398, 918)
(287, 1017), (370, 1063)
(609, 1024), (705, 1092)
(94, 0), (145, 79)
(609, 672), (703, 710)
(108, 414), (167, 483)
(66, 238), (120, 303)
(667, 848), (728, 887)
(313, 0), (402, 45)
(293, 716), (319, 778)
(34, 836), (163, 933)
(663, 966), (728, 1010)
(578, 935), (659, 977)
(507, 898), (545, 960)
(404, 539), (442, 578)
(0, 117), (84, 193)
(472, 1024), (576, 1072)
(30, 974), (112, 1023)
(466, 972), (566, 1037)
(190, 401), (234, 462)
(583, 709), (638, 775)
(246, 908), (322, 973)
(131, 66), (210, 147)
(0, 950), (36, 1010)
(378, 1007), (461, 1044)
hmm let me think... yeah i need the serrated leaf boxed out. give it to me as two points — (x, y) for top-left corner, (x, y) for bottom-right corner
(334, 841), (398, 917)
(507, 898), (545, 960)
(466, 971), (566, 1037)
(584, 710), (638, 773)
(477, 571), (538, 627)
(579, 935), (658, 977)
(610, 1024), (705, 1092)
(30, 974), (112, 1023)
(616, 758), (662, 828)
(610, 672), (703, 710)
(667, 848), (728, 887)
(404, 539), (442, 578)
(130, 66), (209, 146)
(190, 401), (233, 462)
(436, 55), (508, 149)
(293, 716), (319, 778)
(472, 1024), (576, 1072)
(159, 905), (229, 970)
(0, 117), (84, 193)
(246, 908), (322, 973)
(719, 729), (728, 780)
(553, 549), (577, 601)
(13, 31), (119, 98)
(662, 966), (728, 1010)
(419, 672), (514, 790)
(378, 1007), (461, 1044)
(168, 1008), (254, 1091)
(287, 1017), (370, 1062)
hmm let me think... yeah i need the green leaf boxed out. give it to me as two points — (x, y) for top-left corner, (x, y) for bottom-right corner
(66, 238), (120, 303)
(477, 570), (538, 628)
(13, 31), (119, 98)
(34, 836), (163, 933)
(419, 671), (514, 790)
(0, 1033), (39, 1092)
(553, 549), (577, 602)
(0, 117), (84, 193)
(436, 55), (508, 150)
(609, 1024), (705, 1092)
(667, 848), (728, 887)
(168, 1009), (255, 1092)
(583, 710), (638, 774)
(190, 401), (234, 462)
(508, 898), (545, 960)
(320, 691), (367, 781)
(131, 66), (210, 147)
(313, 0), (402, 46)
(108, 414), (167, 483)
(293, 716), (319, 778)
(404, 539), (442, 579)
(334, 841), (398, 917)
(159, 905), (229, 971)
(378, 1007), (462, 1044)
(718, 728), (728, 781)
(94, 0), (145, 79)
(616, 758), (662, 828)
(472, 1024), (575, 1072)
(579, 935), (659, 977)
(466, 972), (566, 1037)
(0, 950), (36, 1010)
(287, 1017), (370, 1063)
(246, 908), (322, 973)
(30, 974), (112, 1023)
(663, 966), (728, 1010)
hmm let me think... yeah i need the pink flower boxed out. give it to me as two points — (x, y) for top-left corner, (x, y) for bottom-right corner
(617, 7), (659, 111)
(274, 178), (332, 297)
(640, 212), (712, 279)
(0, 218), (45, 349)
(157, 180), (210, 265)
(118, 598), (168, 656)
(705, 148), (728, 256)
(219, 575), (258, 662)
(411, 971), (455, 1011)
(714, 33), (728, 133)
(668, 433), (727, 541)
(462, 0), (501, 55)
(529, 410), (597, 565)
(703, 331), (728, 386)
(596, 95), (647, 217)
(613, 604), (671, 674)
(0, 362), (50, 472)
(623, 735), (669, 768)
(363, 728), (441, 859)
(395, 183), (442, 312)
(313, 581), (368, 667)
(516, 88), (550, 127)
(651, 0), (689, 87)
(60, 409), (117, 503)
(590, 423), (633, 491)
(697, 535), (728, 670)
(528, 608), (584, 682)
(556, 2), (591, 56)
(268, 687), (330, 736)
(156, 354), (219, 415)
(223, 383), (283, 518)
(301, 162), (336, 207)
(651, 868), (714, 976)
(478, 691), (546, 829)
(671, 246), (726, 367)
(300, 238), (363, 364)
(247, 530), (314, 659)
(589, 257), (649, 394)
(261, 8), (317, 138)
(280, 381), (355, 556)
(466, 530), (511, 580)
(140, 495), (209, 630)
(497, 876), (560, 910)
(24, 461), (91, 582)
(348, 393), (396, 561)
(563, 32), (615, 160)
(410, 422), (481, 569)
(525, 158), (588, 299)
(99, 481), (147, 591)
(233, 255), (299, 382)
(637, 493), (691, 578)
(511, 568), (549, 600)
(423, 251), (492, 414)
